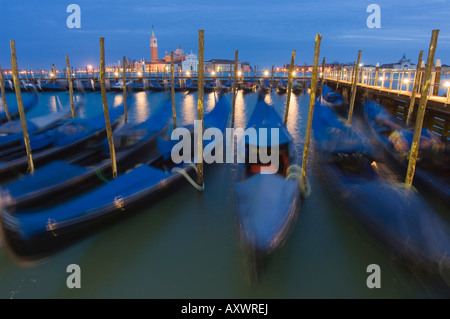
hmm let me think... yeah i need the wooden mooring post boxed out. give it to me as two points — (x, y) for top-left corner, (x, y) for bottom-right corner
(300, 34), (322, 196)
(231, 50), (238, 127)
(319, 57), (326, 97)
(10, 40), (34, 173)
(99, 37), (117, 179)
(65, 56), (75, 119)
(347, 50), (361, 126)
(283, 50), (296, 125)
(122, 56), (128, 123)
(197, 30), (205, 188)
(271, 65), (274, 89)
(405, 30), (439, 188)
(406, 50), (424, 126)
(170, 52), (177, 129)
(0, 65), (11, 121)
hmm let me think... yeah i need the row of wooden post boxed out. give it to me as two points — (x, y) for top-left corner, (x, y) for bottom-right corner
(6, 30), (437, 192)
(328, 30), (440, 188)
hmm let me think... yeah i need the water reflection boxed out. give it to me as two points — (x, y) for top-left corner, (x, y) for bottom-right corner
(205, 92), (216, 113)
(234, 91), (247, 128)
(49, 95), (58, 113)
(134, 92), (150, 123)
(113, 94), (123, 108)
(180, 92), (196, 125)
(286, 93), (299, 136)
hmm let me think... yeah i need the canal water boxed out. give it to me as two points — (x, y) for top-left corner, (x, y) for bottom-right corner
(0, 88), (447, 298)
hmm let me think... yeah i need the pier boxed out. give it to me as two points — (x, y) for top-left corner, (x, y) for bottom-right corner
(323, 67), (450, 141)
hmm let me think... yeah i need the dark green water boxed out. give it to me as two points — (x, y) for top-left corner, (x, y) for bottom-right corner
(0, 89), (446, 298)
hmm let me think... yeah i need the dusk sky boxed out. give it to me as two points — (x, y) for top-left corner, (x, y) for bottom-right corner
(1, 0), (450, 71)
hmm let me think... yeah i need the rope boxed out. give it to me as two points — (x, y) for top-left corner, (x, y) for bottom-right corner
(95, 169), (110, 183)
(171, 163), (204, 191)
(286, 164), (311, 198)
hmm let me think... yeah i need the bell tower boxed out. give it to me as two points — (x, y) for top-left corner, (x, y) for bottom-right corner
(150, 25), (158, 62)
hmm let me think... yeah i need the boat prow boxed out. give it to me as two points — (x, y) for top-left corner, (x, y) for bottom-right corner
(234, 173), (300, 255)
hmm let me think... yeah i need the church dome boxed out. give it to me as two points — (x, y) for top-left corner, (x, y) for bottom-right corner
(175, 45), (184, 56)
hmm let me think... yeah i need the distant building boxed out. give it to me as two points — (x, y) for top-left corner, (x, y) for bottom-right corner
(182, 51), (198, 73)
(205, 59), (242, 73)
(241, 62), (252, 72)
(145, 27), (197, 73)
(145, 26), (166, 73)
(380, 54), (415, 70)
(150, 26), (158, 62)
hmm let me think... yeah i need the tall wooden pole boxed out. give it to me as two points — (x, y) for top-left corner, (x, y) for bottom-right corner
(197, 30), (204, 188)
(300, 34), (322, 196)
(347, 50), (362, 126)
(271, 65), (274, 89)
(122, 56), (128, 123)
(405, 30), (439, 187)
(231, 50), (238, 128)
(0, 66), (11, 121)
(319, 57), (326, 97)
(283, 50), (296, 125)
(433, 59), (442, 96)
(406, 51), (424, 126)
(65, 56), (75, 119)
(170, 52), (177, 129)
(336, 65), (341, 89)
(99, 37), (117, 179)
(373, 63), (379, 87)
(10, 40), (34, 174)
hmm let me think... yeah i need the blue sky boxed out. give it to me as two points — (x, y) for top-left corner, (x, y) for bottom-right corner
(1, 0), (449, 70)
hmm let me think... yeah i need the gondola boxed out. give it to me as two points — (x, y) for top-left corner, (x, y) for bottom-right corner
(204, 79), (219, 92)
(260, 79), (271, 93)
(242, 79), (256, 94)
(321, 84), (344, 107)
(0, 88), (39, 125)
(313, 101), (450, 277)
(2, 95), (173, 210)
(0, 100), (124, 180)
(167, 81), (186, 92)
(276, 80), (287, 94)
(292, 80), (303, 95)
(110, 79), (131, 92)
(4, 79), (15, 92)
(129, 80), (148, 92)
(0, 94), (230, 260)
(219, 79), (232, 93)
(234, 95), (300, 260)
(0, 92), (84, 151)
(185, 79), (198, 92)
(40, 80), (68, 92)
(364, 100), (450, 205)
(149, 80), (167, 92)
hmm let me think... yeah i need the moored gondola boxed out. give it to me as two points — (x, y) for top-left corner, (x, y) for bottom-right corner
(0, 96), (123, 180)
(260, 79), (271, 93)
(313, 101), (450, 279)
(0, 94), (230, 260)
(1, 95), (173, 210)
(363, 100), (450, 205)
(0, 88), (39, 125)
(276, 79), (287, 94)
(234, 96), (300, 265)
(0, 91), (84, 152)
